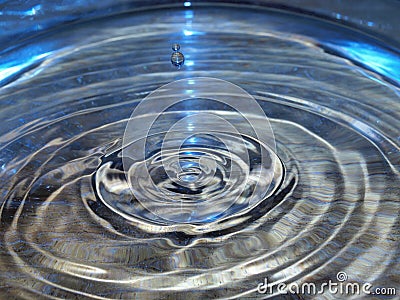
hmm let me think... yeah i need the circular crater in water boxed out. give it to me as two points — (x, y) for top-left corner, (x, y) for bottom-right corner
(94, 131), (284, 230)
(109, 77), (283, 225)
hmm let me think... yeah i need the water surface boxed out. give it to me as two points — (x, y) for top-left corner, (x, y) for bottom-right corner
(0, 4), (399, 299)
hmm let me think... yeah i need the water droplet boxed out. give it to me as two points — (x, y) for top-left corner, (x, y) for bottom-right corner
(172, 43), (180, 51)
(171, 51), (185, 67)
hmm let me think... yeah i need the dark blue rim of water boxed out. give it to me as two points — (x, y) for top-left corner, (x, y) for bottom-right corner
(1, 1), (400, 48)
(1, 1), (399, 88)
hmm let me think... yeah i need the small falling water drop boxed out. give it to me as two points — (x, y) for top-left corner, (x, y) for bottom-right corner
(171, 43), (184, 67)
(172, 43), (181, 51)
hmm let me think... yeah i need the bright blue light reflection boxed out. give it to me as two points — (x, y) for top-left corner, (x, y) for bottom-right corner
(327, 40), (400, 83)
(0, 4), (42, 16)
(0, 52), (51, 85)
(331, 41), (400, 83)
(183, 29), (193, 36)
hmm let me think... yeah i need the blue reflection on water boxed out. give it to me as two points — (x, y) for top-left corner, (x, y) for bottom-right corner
(183, 29), (194, 36)
(0, 52), (52, 86)
(325, 40), (400, 84)
(0, 4), (42, 16)
(1, 6), (399, 89)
